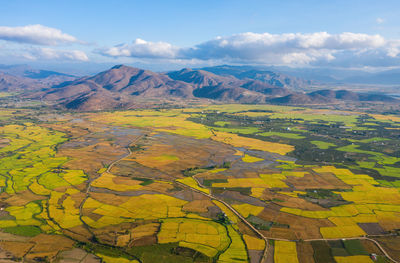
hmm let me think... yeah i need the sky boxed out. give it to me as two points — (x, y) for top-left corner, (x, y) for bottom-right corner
(1, 0), (400, 74)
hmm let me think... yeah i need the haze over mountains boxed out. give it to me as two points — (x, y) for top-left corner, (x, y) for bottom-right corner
(198, 65), (314, 90)
(0, 64), (75, 93)
(0, 64), (398, 111)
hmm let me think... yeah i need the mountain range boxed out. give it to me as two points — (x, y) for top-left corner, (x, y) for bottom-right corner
(38, 65), (287, 110)
(269, 66), (400, 86)
(0, 64), (397, 111)
(198, 65), (314, 90)
(0, 64), (75, 93)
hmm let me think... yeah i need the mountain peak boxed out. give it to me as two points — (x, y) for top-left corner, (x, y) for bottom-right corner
(108, 65), (146, 75)
(179, 68), (193, 73)
(111, 64), (126, 69)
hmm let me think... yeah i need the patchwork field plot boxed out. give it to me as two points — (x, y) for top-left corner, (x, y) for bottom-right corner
(274, 241), (299, 263)
(0, 105), (399, 262)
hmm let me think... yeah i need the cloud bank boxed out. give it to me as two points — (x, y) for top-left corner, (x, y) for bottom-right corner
(98, 32), (400, 68)
(0, 24), (80, 45)
(0, 24), (89, 62)
(22, 47), (89, 61)
(102, 38), (179, 58)
(2, 25), (400, 68)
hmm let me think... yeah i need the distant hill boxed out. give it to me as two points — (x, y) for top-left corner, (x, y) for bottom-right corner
(40, 65), (194, 110)
(0, 73), (42, 92)
(268, 66), (400, 86)
(198, 65), (314, 90)
(39, 65), (293, 110)
(342, 68), (400, 85)
(168, 68), (289, 103)
(0, 64), (74, 79)
(268, 89), (396, 105)
(10, 64), (398, 110)
(0, 64), (76, 93)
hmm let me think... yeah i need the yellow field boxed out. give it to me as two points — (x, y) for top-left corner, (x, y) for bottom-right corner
(334, 256), (374, 263)
(281, 171), (308, 177)
(251, 188), (265, 199)
(217, 225), (248, 263)
(242, 234), (265, 250)
(320, 225), (366, 239)
(232, 203), (264, 218)
(88, 111), (212, 139)
(135, 152), (181, 167)
(274, 241), (299, 263)
(176, 177), (210, 194)
(96, 254), (139, 263)
(212, 131), (294, 155)
(48, 192), (82, 229)
(280, 164), (400, 237)
(91, 172), (143, 191)
(82, 194), (188, 228)
(158, 218), (230, 257)
(260, 173), (288, 188)
(371, 114), (400, 123)
(242, 154), (264, 163)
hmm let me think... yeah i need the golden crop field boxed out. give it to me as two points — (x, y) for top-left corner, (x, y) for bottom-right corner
(274, 241), (299, 263)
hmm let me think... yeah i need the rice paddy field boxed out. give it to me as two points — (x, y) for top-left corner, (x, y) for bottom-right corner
(0, 104), (399, 262)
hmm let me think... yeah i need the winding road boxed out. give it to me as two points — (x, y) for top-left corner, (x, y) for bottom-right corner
(78, 134), (145, 236)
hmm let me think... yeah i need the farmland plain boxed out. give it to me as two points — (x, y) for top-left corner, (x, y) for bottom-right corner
(0, 104), (399, 262)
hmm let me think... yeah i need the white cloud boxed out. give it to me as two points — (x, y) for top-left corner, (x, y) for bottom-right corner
(2, 28), (399, 68)
(23, 47), (89, 61)
(386, 40), (400, 57)
(0, 24), (80, 45)
(0, 24), (88, 62)
(98, 32), (397, 67)
(376, 17), (385, 24)
(100, 38), (178, 58)
(182, 32), (386, 62)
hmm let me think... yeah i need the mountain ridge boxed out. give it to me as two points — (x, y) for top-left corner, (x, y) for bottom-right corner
(5, 64), (397, 111)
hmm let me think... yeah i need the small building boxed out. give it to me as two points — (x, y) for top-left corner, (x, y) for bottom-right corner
(370, 253), (377, 261)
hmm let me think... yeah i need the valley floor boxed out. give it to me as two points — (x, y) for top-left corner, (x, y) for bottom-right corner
(0, 104), (399, 263)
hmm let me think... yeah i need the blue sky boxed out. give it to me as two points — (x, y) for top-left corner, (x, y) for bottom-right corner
(1, 0), (400, 73)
